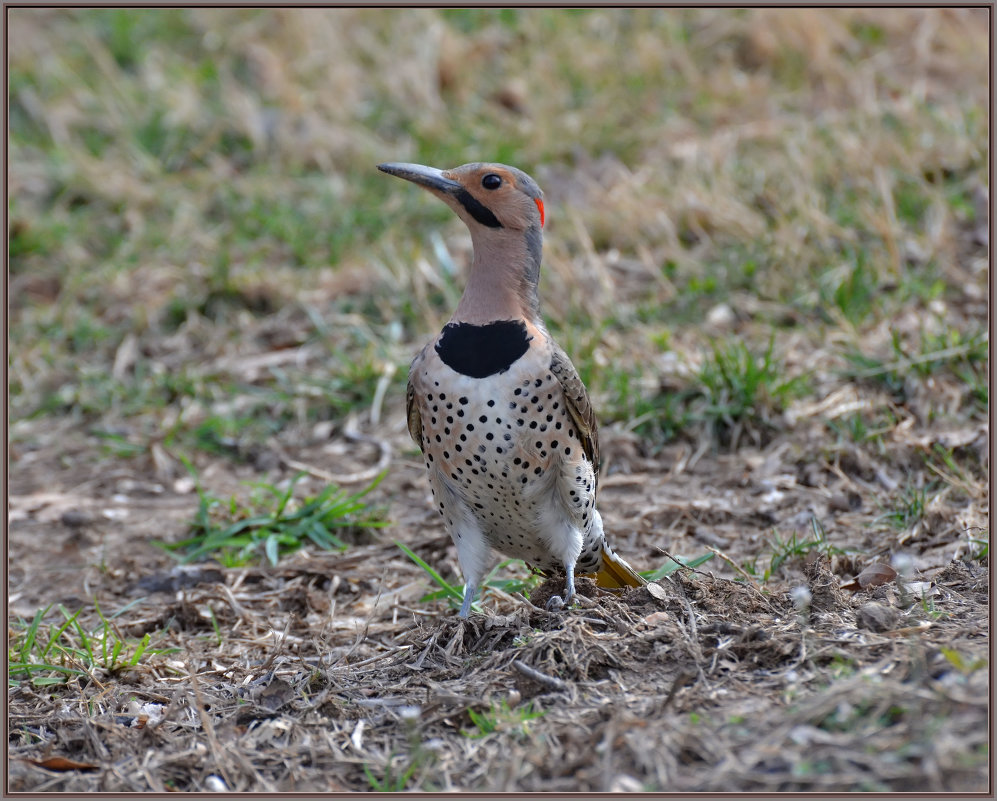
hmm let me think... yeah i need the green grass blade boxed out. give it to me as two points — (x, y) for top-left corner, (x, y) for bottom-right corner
(640, 551), (714, 581)
(18, 606), (50, 663)
(129, 633), (151, 667)
(61, 605), (95, 667)
(395, 540), (463, 601)
(264, 533), (280, 566)
(109, 597), (147, 619)
(110, 638), (124, 670)
(9, 662), (90, 679)
(42, 607), (82, 660)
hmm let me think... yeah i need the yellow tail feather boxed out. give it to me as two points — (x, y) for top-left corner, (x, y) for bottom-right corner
(592, 548), (646, 589)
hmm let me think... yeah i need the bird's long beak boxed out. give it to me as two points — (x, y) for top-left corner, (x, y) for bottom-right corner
(377, 162), (461, 195)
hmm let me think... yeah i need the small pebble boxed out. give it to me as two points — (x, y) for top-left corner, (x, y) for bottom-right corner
(855, 602), (900, 633)
(60, 509), (94, 528)
(204, 775), (228, 792)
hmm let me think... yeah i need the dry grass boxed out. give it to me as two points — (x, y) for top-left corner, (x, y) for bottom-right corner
(7, 7), (990, 793)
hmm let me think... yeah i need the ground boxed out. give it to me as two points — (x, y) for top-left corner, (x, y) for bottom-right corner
(6, 7), (991, 794)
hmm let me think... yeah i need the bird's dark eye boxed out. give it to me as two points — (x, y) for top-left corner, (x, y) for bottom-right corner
(482, 173), (502, 190)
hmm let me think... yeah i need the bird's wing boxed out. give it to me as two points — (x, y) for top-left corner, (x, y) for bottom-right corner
(406, 375), (423, 450)
(551, 345), (644, 590)
(550, 343), (599, 480)
(406, 345), (436, 450)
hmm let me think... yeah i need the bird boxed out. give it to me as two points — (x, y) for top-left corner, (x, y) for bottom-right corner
(378, 160), (646, 617)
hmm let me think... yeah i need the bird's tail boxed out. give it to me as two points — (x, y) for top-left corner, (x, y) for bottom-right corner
(593, 547), (646, 589)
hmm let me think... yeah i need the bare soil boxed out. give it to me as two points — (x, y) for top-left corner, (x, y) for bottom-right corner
(7, 407), (990, 792)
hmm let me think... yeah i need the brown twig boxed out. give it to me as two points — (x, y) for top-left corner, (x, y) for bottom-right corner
(703, 545), (759, 585)
(512, 659), (569, 692)
(269, 431), (392, 485)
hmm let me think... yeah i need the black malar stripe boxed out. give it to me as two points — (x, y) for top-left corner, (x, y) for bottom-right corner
(453, 188), (503, 228)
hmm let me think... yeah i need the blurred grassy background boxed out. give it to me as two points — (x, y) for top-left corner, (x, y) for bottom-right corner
(8, 7), (989, 467)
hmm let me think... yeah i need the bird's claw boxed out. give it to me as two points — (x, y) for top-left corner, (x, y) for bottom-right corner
(545, 594), (572, 612)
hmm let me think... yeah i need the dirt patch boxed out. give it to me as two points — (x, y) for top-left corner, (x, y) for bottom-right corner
(7, 420), (989, 792)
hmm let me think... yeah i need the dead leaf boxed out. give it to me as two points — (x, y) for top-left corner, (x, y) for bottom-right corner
(27, 756), (99, 772)
(840, 562), (898, 591)
(904, 581), (935, 598)
(112, 332), (138, 380)
(259, 678), (295, 711)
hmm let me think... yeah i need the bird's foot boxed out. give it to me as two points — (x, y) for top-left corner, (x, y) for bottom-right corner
(544, 592), (575, 612)
(544, 571), (577, 612)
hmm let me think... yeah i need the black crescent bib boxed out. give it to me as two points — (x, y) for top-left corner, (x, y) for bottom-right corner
(435, 320), (532, 378)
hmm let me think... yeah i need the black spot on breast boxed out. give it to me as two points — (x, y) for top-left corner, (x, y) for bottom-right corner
(435, 321), (532, 378)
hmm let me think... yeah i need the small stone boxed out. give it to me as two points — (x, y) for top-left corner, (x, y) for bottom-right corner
(610, 775), (644, 793)
(204, 775), (228, 792)
(645, 582), (668, 602)
(706, 302), (735, 328)
(855, 602), (900, 633)
(173, 476), (197, 494)
(642, 611), (670, 626)
(60, 509), (94, 528)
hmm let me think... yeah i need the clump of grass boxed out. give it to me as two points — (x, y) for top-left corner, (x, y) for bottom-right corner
(8, 600), (178, 687)
(968, 537), (988, 560)
(395, 540), (467, 610)
(596, 334), (808, 449)
(825, 408), (900, 448)
(599, 362), (697, 445)
(461, 699), (544, 739)
(180, 414), (284, 461)
(741, 518), (847, 582)
(938, 646), (987, 676)
(364, 756), (424, 793)
(844, 327), (988, 413)
(875, 481), (935, 533)
(819, 249), (880, 326)
(160, 471), (388, 566)
(364, 706), (437, 792)
(693, 336), (809, 444)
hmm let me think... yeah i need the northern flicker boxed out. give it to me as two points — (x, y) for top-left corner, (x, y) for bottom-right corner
(379, 161), (645, 617)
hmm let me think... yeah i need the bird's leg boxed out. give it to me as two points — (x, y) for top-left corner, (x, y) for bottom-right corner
(545, 568), (576, 612)
(458, 582), (478, 618)
(449, 511), (489, 617)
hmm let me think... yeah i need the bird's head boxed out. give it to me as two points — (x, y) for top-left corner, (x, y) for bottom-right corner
(378, 160), (547, 323)
(377, 161), (544, 233)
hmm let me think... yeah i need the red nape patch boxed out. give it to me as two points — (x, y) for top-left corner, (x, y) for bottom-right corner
(535, 198), (545, 227)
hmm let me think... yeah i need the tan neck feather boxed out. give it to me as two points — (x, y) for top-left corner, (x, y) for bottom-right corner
(452, 227), (541, 325)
